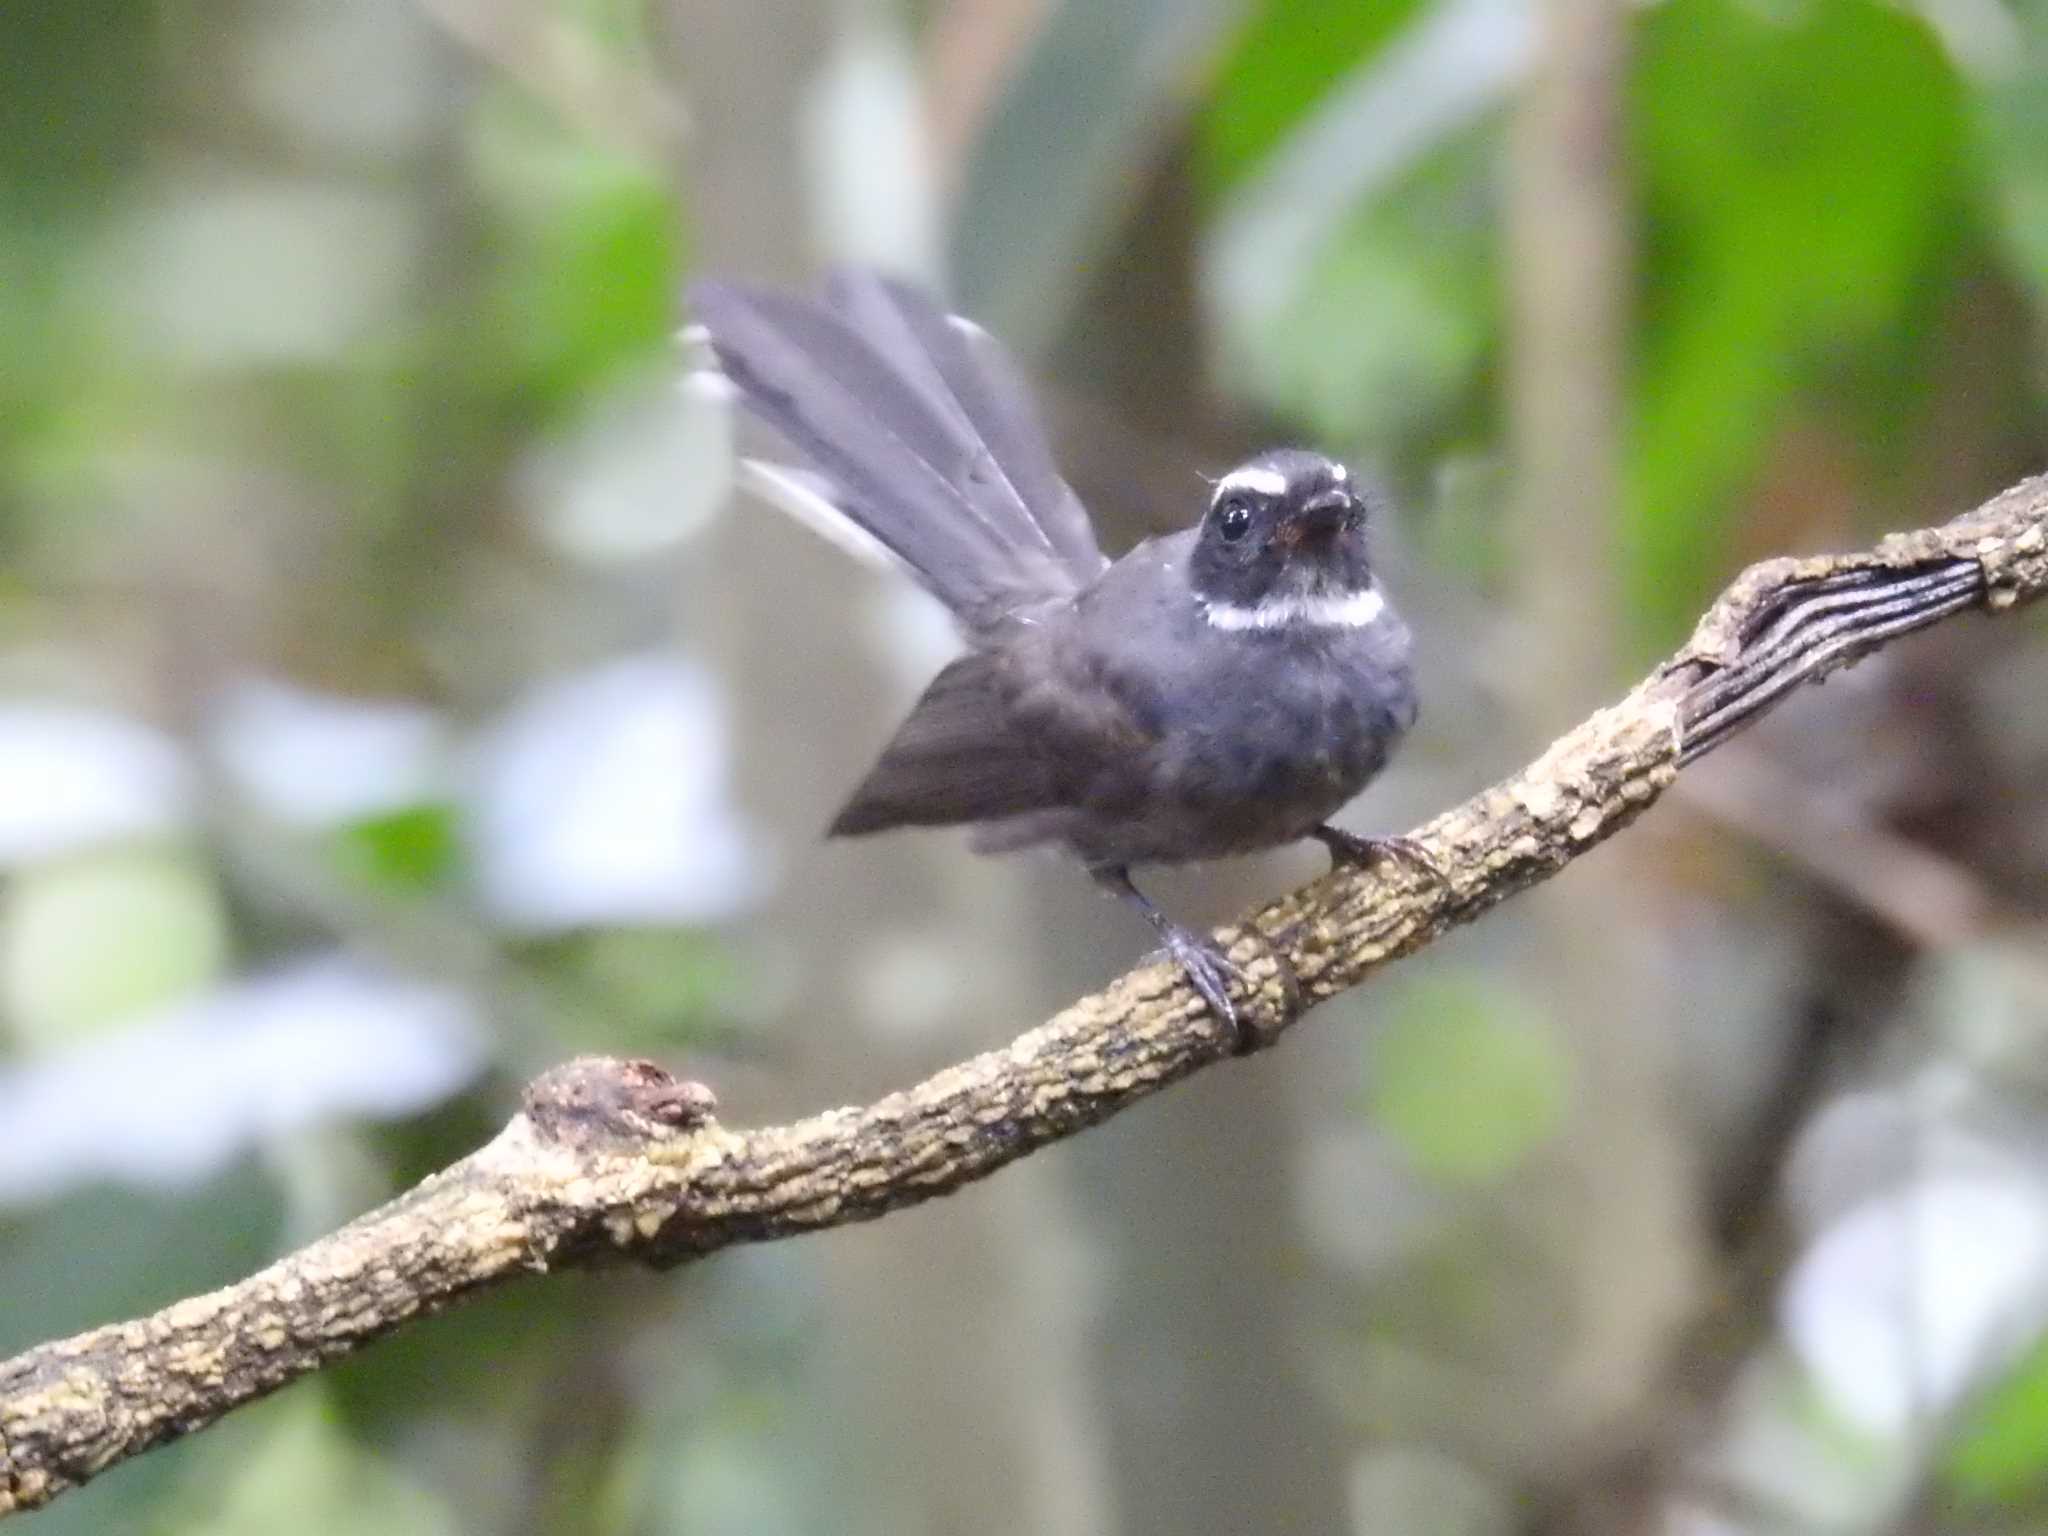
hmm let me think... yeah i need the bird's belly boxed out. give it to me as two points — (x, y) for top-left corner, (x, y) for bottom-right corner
(1174, 728), (1385, 856)
(1064, 679), (1403, 867)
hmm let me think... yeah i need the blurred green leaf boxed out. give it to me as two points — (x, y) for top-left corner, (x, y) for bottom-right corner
(320, 1229), (647, 1532)
(0, 1164), (284, 1536)
(1974, 0), (2048, 302)
(0, 0), (155, 210)
(1217, 123), (1498, 472)
(1628, 0), (1968, 640)
(621, 1252), (832, 1536)
(563, 0), (662, 52)
(951, 0), (1234, 352)
(637, 1426), (812, 1536)
(1944, 1330), (2048, 1506)
(325, 1262), (584, 1426)
(1199, 0), (1428, 195)
(162, 1388), (459, 1536)
(2, 847), (230, 1048)
(469, 88), (682, 419)
(1366, 974), (1567, 1184)
(0, 1163), (284, 1357)
(519, 927), (736, 1052)
(330, 804), (461, 894)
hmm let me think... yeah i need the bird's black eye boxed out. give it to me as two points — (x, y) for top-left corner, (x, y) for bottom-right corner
(1217, 498), (1252, 542)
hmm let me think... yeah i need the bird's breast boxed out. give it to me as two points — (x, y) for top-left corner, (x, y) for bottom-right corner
(1027, 591), (1416, 866)
(1148, 622), (1413, 848)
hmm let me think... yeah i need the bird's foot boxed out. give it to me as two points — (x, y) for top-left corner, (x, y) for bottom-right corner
(1312, 826), (1447, 889)
(1154, 923), (1298, 1056)
(1156, 924), (1249, 1053)
(1092, 863), (1297, 1055)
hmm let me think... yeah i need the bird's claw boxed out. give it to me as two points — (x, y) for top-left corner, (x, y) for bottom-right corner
(1094, 863), (1299, 1055)
(1158, 925), (1249, 1053)
(1314, 827), (1447, 889)
(1157, 924), (1298, 1056)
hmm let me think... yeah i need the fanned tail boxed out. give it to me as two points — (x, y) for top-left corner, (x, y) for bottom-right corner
(689, 272), (1106, 634)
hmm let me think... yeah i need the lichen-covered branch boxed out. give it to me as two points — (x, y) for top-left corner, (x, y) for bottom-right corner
(4, 476), (2046, 1519)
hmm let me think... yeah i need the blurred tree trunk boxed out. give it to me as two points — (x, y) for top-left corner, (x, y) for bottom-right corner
(664, 3), (1110, 1532)
(1503, 0), (1703, 1505)
(1050, 139), (1355, 1536)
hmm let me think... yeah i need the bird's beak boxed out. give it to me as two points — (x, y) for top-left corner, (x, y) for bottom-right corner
(1298, 489), (1353, 527)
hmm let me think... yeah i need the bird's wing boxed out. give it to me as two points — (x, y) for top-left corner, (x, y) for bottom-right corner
(829, 650), (1061, 836)
(828, 587), (1173, 842)
(690, 274), (1105, 634)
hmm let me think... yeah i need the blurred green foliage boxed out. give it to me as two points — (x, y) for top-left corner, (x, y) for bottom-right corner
(1196, 0), (2033, 652)
(1200, 0), (1430, 192)
(0, 1166), (284, 1536)
(171, 1391), (462, 1536)
(1217, 128), (1499, 494)
(1, 848), (229, 1046)
(1366, 974), (1567, 1184)
(331, 805), (464, 894)
(469, 90), (683, 421)
(1629, 0), (1968, 634)
(1948, 1332), (2048, 1504)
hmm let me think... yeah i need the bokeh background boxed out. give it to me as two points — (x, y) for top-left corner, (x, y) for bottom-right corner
(7, 0), (2048, 1532)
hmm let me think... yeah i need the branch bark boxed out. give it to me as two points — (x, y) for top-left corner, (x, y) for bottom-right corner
(5, 477), (2047, 1518)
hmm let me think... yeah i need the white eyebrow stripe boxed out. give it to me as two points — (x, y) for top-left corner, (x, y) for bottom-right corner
(1203, 586), (1386, 632)
(1215, 465), (1289, 498)
(1329, 461), (1349, 483)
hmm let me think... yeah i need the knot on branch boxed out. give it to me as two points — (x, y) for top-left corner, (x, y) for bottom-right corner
(522, 1056), (719, 1152)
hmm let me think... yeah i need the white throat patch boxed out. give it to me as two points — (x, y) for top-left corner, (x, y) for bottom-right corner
(1203, 586), (1385, 632)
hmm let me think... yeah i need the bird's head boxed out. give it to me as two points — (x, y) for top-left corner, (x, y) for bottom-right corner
(1189, 449), (1381, 632)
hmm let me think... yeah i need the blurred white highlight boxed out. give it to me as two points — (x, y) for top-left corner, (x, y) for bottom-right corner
(0, 957), (483, 1205)
(0, 705), (192, 866)
(1783, 1169), (2048, 1435)
(213, 678), (448, 827)
(467, 652), (762, 931)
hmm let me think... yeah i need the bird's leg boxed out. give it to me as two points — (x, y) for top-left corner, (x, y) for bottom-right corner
(1091, 865), (1286, 1054)
(1311, 824), (1447, 889)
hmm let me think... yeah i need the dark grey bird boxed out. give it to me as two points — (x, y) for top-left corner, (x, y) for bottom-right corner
(689, 271), (1419, 1048)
